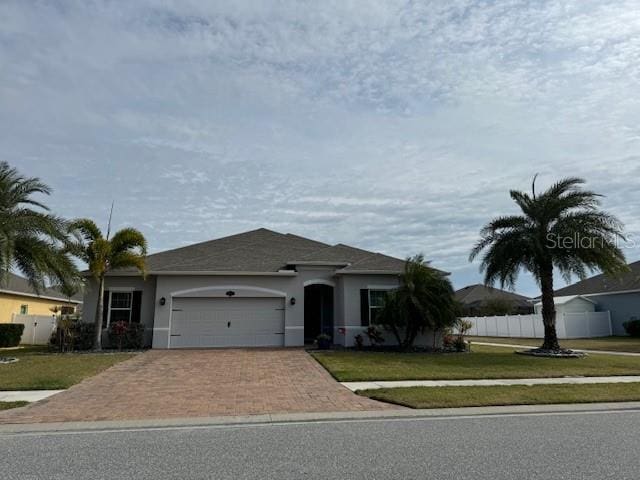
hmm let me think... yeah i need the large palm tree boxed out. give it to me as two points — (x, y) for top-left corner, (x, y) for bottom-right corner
(470, 177), (628, 351)
(67, 219), (147, 350)
(0, 161), (78, 291)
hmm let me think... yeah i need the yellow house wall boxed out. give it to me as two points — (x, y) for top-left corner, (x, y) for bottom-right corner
(0, 293), (76, 323)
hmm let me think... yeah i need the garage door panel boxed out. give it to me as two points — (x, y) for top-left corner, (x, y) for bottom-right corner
(170, 297), (285, 348)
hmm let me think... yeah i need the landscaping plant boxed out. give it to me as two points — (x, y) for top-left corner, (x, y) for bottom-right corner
(0, 162), (78, 293)
(470, 177), (628, 353)
(364, 326), (385, 346)
(0, 324), (25, 348)
(375, 254), (457, 350)
(66, 218), (147, 350)
(623, 319), (640, 338)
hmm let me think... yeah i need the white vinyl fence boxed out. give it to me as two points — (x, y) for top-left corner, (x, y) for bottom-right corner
(461, 311), (612, 339)
(11, 314), (58, 345)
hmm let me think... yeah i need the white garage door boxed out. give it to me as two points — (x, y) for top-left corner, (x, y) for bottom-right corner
(170, 297), (285, 348)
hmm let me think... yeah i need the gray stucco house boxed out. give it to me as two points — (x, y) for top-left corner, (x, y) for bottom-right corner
(554, 260), (640, 335)
(82, 228), (437, 348)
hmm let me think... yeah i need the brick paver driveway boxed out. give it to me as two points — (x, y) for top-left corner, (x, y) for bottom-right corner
(0, 349), (397, 424)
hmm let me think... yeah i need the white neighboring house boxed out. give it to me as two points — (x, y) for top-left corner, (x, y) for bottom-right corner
(552, 260), (640, 335)
(534, 295), (596, 316)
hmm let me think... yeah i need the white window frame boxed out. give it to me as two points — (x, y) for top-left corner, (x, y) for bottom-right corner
(106, 291), (133, 328)
(368, 289), (391, 325)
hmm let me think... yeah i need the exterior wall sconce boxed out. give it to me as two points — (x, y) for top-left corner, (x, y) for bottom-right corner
(159, 297), (166, 306)
(290, 297), (296, 306)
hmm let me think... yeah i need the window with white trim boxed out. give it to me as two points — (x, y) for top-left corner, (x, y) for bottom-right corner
(107, 291), (133, 327)
(368, 290), (388, 325)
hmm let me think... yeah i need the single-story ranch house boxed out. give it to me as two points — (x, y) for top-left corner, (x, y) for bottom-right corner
(554, 260), (640, 335)
(455, 284), (533, 316)
(82, 228), (441, 348)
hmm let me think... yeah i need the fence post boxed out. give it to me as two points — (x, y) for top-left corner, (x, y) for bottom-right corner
(585, 312), (591, 338)
(519, 315), (523, 337)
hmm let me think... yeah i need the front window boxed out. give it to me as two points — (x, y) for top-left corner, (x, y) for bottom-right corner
(107, 292), (133, 327)
(19, 304), (28, 315)
(368, 290), (388, 324)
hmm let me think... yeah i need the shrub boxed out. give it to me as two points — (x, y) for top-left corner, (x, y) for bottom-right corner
(107, 322), (145, 350)
(0, 324), (25, 347)
(354, 334), (364, 349)
(316, 333), (332, 350)
(50, 318), (96, 351)
(442, 334), (454, 348)
(364, 326), (385, 346)
(623, 319), (640, 337)
(453, 336), (467, 352)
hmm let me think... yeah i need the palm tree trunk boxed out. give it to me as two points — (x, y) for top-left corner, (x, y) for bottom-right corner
(540, 265), (560, 351)
(94, 275), (105, 350)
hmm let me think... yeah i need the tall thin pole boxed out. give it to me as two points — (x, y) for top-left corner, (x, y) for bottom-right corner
(106, 201), (114, 240)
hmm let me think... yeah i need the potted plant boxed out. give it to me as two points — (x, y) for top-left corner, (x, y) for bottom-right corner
(316, 333), (332, 350)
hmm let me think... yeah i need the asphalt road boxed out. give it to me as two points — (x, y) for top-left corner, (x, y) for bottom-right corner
(2, 410), (639, 479)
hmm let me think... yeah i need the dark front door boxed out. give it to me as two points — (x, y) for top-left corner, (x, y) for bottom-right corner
(304, 284), (334, 343)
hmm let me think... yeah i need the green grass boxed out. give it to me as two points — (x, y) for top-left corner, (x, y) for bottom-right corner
(0, 401), (28, 411)
(311, 345), (640, 382)
(361, 383), (640, 409)
(0, 348), (135, 390)
(468, 336), (640, 353)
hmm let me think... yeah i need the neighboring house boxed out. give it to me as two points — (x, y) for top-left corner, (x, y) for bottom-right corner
(554, 260), (640, 335)
(82, 228), (443, 349)
(0, 272), (82, 323)
(533, 295), (597, 316)
(455, 284), (534, 316)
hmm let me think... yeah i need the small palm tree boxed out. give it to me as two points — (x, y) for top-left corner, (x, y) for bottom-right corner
(67, 219), (147, 350)
(377, 254), (457, 349)
(0, 161), (78, 291)
(470, 177), (628, 351)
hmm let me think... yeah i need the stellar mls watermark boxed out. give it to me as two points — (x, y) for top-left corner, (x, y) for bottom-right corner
(546, 233), (637, 250)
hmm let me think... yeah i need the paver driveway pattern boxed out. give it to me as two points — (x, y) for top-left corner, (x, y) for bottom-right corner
(0, 349), (397, 424)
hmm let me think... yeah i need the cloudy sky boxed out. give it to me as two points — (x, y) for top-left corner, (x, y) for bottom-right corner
(2, 1), (640, 295)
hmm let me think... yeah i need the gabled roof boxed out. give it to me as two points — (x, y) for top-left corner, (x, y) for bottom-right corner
(534, 295), (596, 306)
(111, 228), (424, 275)
(455, 284), (532, 308)
(1, 273), (82, 304)
(554, 260), (640, 296)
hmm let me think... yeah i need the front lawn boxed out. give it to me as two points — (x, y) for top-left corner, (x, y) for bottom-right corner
(361, 383), (640, 409)
(0, 401), (28, 411)
(468, 336), (640, 353)
(311, 345), (640, 382)
(0, 348), (135, 390)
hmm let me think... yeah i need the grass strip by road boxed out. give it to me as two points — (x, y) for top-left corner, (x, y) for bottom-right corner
(0, 401), (28, 411)
(467, 336), (640, 353)
(0, 347), (135, 390)
(311, 345), (640, 382)
(361, 383), (640, 409)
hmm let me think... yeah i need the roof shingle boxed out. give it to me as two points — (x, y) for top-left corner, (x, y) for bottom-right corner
(1, 273), (82, 303)
(554, 260), (640, 296)
(113, 228), (412, 274)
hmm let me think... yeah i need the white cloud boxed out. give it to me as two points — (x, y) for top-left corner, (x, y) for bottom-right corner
(2, 0), (640, 296)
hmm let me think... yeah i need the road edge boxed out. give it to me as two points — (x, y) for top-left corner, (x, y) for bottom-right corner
(2, 401), (640, 434)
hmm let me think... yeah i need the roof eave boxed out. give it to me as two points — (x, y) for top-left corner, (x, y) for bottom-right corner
(286, 261), (351, 266)
(104, 270), (298, 277)
(0, 289), (82, 304)
(334, 269), (401, 275)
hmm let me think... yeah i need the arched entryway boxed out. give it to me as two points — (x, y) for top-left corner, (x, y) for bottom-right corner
(304, 284), (334, 344)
